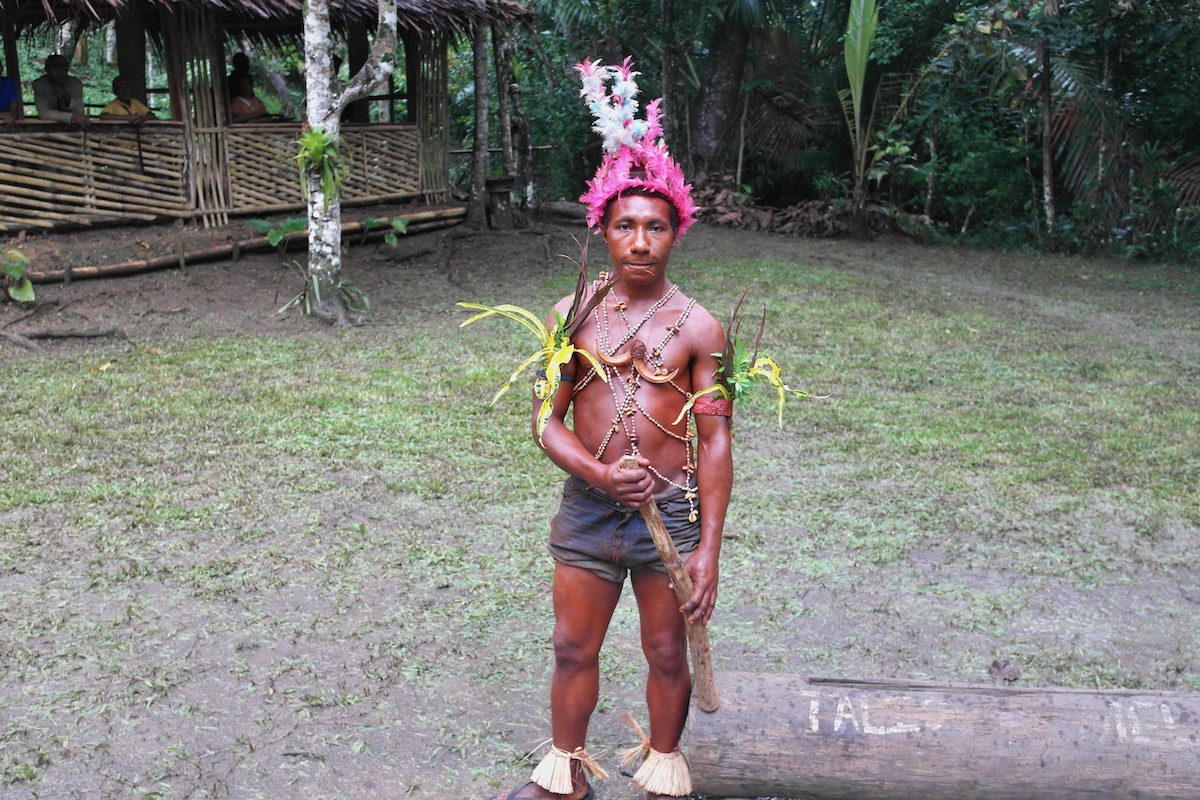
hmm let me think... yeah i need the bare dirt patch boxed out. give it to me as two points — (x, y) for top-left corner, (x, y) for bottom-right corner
(3, 216), (1198, 800)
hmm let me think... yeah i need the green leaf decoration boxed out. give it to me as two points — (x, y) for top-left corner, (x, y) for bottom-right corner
(294, 128), (351, 209)
(674, 286), (824, 426)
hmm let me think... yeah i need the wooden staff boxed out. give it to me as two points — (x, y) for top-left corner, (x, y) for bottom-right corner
(619, 455), (719, 712)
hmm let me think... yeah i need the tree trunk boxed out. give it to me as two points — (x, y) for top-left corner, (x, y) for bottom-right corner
(688, 25), (749, 177)
(689, 672), (1200, 800)
(491, 23), (515, 179)
(510, 83), (534, 207)
(1040, 0), (1059, 238)
(467, 23), (490, 228)
(302, 0), (343, 322)
(849, 175), (872, 239)
(300, 0), (396, 326)
(58, 20), (83, 67)
(491, 22), (517, 226)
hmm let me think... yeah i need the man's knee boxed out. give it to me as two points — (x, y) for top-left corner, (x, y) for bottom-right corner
(642, 631), (688, 679)
(552, 624), (603, 673)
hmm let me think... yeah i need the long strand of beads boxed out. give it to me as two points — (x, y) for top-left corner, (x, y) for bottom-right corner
(603, 285), (678, 355)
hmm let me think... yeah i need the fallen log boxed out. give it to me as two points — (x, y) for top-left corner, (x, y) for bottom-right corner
(25, 207), (466, 284)
(18, 326), (126, 340)
(687, 672), (1200, 800)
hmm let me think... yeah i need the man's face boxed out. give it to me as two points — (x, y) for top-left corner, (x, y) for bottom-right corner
(601, 194), (677, 286)
(115, 83), (133, 101)
(47, 63), (69, 83)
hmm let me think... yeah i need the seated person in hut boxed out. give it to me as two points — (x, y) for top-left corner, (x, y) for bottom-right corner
(99, 76), (157, 123)
(229, 75), (270, 124)
(225, 52), (250, 98)
(32, 54), (89, 127)
(0, 57), (22, 124)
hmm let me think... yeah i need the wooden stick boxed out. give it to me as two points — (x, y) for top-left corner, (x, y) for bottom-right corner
(618, 455), (719, 712)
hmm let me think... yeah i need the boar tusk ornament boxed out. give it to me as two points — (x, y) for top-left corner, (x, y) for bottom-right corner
(595, 338), (679, 384)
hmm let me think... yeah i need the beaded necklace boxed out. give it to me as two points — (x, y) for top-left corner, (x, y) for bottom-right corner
(584, 279), (699, 522)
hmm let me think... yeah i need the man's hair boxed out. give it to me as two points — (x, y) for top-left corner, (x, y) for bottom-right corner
(45, 54), (67, 69)
(600, 185), (681, 233)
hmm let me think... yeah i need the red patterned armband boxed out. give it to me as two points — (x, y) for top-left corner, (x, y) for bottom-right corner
(693, 396), (733, 417)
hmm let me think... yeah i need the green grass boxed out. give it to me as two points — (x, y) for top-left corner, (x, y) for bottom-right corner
(1, 241), (1198, 797)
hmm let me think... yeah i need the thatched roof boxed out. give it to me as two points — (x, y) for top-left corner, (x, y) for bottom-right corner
(0, 0), (532, 36)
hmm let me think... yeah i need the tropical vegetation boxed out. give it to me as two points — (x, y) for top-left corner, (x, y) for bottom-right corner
(11, 0), (1200, 263)
(478, 0), (1200, 261)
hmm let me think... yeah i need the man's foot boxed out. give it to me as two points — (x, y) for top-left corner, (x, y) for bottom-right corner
(486, 780), (593, 800)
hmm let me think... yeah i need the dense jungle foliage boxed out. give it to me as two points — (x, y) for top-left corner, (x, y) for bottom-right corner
(12, 0), (1199, 261)
(473, 0), (1200, 261)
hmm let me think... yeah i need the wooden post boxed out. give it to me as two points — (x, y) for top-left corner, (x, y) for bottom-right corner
(688, 672), (1200, 800)
(114, 11), (148, 100)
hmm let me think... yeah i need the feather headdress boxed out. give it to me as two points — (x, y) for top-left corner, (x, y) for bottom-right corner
(575, 57), (699, 237)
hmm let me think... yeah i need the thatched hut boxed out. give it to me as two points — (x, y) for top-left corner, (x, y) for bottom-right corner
(0, 0), (531, 232)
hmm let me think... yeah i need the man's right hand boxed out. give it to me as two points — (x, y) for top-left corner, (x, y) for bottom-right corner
(70, 113), (90, 126)
(605, 455), (654, 509)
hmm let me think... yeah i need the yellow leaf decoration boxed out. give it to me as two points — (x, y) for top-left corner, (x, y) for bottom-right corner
(458, 303), (609, 443)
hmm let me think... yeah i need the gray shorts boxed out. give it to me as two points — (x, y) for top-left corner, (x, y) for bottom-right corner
(548, 476), (701, 584)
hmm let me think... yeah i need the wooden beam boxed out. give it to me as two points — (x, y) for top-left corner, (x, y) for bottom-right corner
(687, 672), (1200, 800)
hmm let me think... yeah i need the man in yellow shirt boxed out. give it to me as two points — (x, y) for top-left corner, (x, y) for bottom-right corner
(99, 76), (156, 122)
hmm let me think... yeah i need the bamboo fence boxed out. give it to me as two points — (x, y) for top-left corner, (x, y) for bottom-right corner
(0, 124), (190, 232)
(224, 123), (421, 210)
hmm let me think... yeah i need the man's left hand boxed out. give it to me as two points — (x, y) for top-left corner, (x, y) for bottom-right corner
(681, 550), (719, 625)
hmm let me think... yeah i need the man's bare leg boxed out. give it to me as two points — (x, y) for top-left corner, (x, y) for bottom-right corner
(551, 562), (623, 749)
(493, 563), (622, 800)
(631, 567), (690, 798)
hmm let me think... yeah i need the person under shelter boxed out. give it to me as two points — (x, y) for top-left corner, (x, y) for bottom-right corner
(0, 57), (21, 124)
(32, 54), (88, 126)
(229, 74), (270, 123)
(99, 76), (157, 122)
(489, 57), (731, 800)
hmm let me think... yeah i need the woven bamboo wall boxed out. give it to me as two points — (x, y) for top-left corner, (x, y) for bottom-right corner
(416, 35), (451, 204)
(0, 123), (189, 232)
(224, 123), (422, 212)
(0, 122), (422, 232)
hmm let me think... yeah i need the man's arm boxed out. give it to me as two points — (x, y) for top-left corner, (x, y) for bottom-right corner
(680, 312), (733, 625)
(66, 79), (86, 118)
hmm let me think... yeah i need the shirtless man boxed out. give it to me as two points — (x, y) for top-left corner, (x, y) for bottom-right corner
(491, 58), (732, 800)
